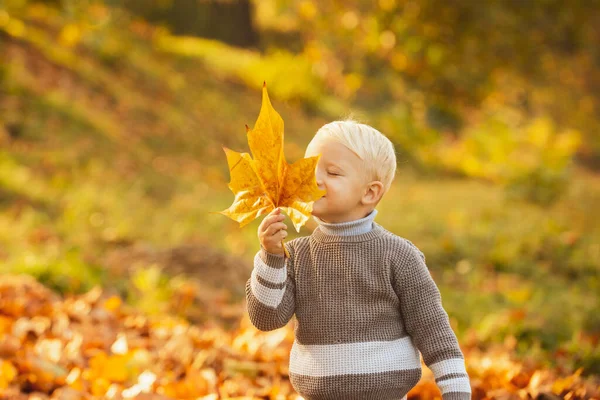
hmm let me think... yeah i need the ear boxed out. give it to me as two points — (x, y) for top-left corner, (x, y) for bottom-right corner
(361, 181), (384, 206)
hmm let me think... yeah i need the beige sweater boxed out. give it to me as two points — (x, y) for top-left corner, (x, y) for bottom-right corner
(245, 211), (471, 400)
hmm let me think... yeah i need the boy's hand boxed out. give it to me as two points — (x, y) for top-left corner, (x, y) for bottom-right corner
(258, 208), (288, 255)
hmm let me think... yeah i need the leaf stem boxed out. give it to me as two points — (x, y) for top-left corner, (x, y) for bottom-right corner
(282, 240), (290, 259)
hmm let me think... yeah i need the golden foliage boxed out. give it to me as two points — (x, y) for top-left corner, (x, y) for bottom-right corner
(0, 275), (598, 399)
(219, 83), (325, 232)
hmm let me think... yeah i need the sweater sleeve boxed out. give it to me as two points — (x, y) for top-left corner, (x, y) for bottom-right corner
(394, 244), (471, 400)
(245, 243), (296, 331)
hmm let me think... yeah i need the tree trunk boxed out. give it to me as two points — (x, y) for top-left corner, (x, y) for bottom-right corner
(125, 0), (257, 48)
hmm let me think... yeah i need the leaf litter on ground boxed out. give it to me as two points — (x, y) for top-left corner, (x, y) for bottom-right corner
(0, 274), (598, 399)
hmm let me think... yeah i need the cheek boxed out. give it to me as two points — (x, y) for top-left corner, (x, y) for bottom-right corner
(323, 179), (344, 197)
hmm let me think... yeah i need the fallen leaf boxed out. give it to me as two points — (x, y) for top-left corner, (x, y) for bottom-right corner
(0, 360), (17, 390)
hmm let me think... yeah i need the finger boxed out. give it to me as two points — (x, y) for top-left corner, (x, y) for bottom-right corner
(266, 208), (284, 222)
(260, 213), (285, 233)
(271, 229), (287, 242)
(268, 207), (281, 216)
(266, 222), (288, 236)
(259, 214), (280, 232)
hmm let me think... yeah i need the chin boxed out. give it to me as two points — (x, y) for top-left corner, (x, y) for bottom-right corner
(311, 204), (325, 219)
(311, 208), (324, 219)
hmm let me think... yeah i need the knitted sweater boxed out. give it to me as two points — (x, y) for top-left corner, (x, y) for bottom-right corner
(245, 210), (471, 400)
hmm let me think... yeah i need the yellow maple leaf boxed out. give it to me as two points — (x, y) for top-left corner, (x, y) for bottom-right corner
(219, 83), (325, 234)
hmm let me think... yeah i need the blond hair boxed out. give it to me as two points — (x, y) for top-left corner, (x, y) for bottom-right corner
(306, 120), (397, 193)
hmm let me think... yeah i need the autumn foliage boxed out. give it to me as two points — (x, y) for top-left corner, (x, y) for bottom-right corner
(0, 275), (598, 400)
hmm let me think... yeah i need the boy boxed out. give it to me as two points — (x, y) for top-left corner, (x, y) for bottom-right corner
(246, 120), (471, 400)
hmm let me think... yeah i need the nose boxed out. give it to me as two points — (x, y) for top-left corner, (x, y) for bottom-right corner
(315, 168), (325, 188)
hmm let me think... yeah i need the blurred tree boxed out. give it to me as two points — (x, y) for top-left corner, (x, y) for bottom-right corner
(254, 0), (600, 168)
(124, 0), (257, 47)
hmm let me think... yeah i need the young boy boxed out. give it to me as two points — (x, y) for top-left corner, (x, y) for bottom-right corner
(246, 120), (471, 400)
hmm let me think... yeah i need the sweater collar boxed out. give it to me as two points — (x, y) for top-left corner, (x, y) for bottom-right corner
(311, 210), (386, 243)
(313, 209), (378, 236)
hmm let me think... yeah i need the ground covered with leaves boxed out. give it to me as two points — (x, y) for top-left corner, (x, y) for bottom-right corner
(0, 275), (598, 400)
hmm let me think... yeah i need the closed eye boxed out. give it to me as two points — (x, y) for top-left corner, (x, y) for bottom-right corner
(327, 171), (341, 176)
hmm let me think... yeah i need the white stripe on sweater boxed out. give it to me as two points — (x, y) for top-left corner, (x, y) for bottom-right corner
(429, 358), (471, 394)
(289, 337), (421, 376)
(429, 358), (468, 378)
(437, 376), (471, 394)
(254, 252), (287, 284)
(250, 268), (285, 308)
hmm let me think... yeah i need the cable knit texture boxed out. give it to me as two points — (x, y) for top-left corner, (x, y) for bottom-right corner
(246, 214), (471, 400)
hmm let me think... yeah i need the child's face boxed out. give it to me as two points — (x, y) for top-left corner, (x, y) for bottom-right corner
(310, 139), (373, 223)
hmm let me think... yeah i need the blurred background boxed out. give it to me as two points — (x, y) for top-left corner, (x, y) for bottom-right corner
(0, 0), (599, 398)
